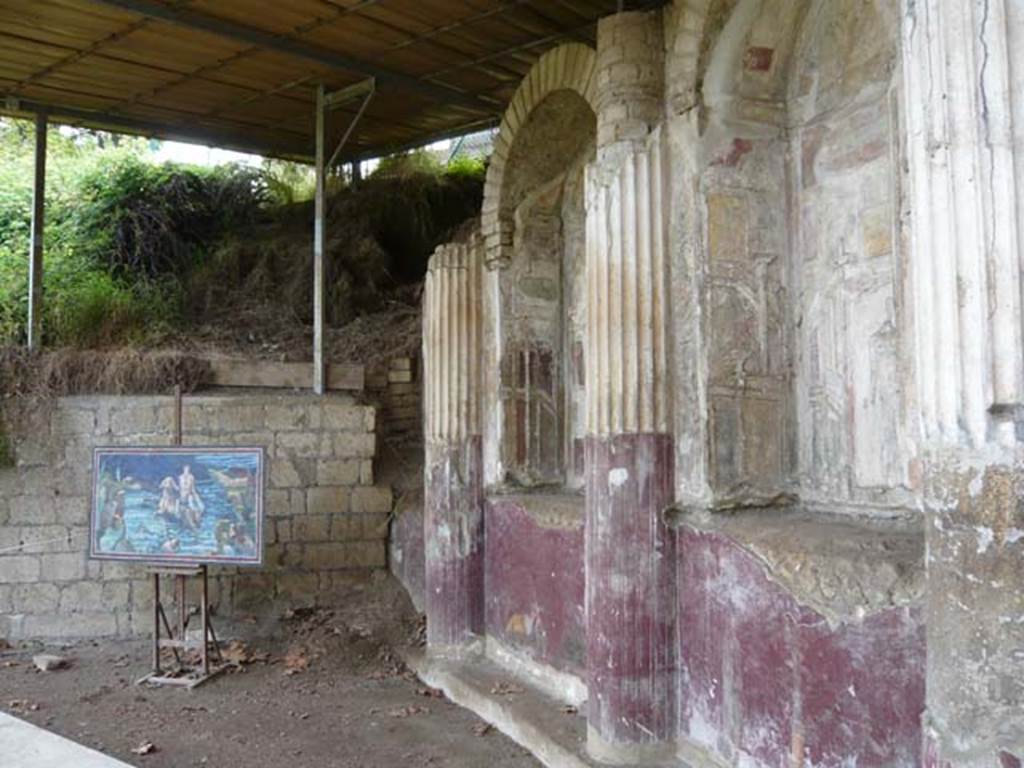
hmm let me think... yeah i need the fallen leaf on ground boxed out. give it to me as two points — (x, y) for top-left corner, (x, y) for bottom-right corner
(416, 687), (445, 699)
(473, 723), (494, 736)
(561, 704), (578, 715)
(221, 640), (253, 665)
(131, 742), (157, 756)
(282, 646), (310, 675)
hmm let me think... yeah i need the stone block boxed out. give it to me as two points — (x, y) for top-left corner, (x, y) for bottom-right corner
(275, 572), (318, 603)
(292, 514), (331, 543)
(317, 459), (361, 486)
(388, 370), (413, 384)
(275, 518), (293, 543)
(276, 432), (321, 458)
(330, 516), (360, 541)
(22, 612), (117, 639)
(322, 403), (365, 432)
(110, 405), (170, 435)
(359, 460), (374, 486)
(307, 487), (350, 515)
(350, 486), (393, 515)
(233, 573), (275, 610)
(360, 513), (390, 540)
(333, 433), (376, 459)
(130, 578), (154, 607)
(9, 495), (56, 525)
(100, 560), (135, 580)
(266, 489), (292, 517)
(51, 407), (95, 435)
(39, 552), (86, 582)
(0, 555), (40, 583)
(303, 542), (356, 571)
(18, 525), (72, 554)
(15, 435), (51, 467)
(0, 526), (23, 553)
(350, 540), (386, 568)
(0, 584), (12, 613)
(270, 459), (302, 489)
(266, 403), (321, 432)
(58, 581), (104, 612)
(216, 405), (266, 432)
(12, 583), (60, 613)
(54, 496), (88, 526)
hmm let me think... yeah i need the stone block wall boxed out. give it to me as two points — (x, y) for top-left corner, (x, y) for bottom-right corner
(366, 356), (421, 443)
(0, 391), (392, 641)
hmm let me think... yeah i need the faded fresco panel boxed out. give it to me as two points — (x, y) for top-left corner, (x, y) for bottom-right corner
(90, 447), (264, 566)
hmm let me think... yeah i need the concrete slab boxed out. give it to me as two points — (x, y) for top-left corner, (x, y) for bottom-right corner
(0, 712), (134, 768)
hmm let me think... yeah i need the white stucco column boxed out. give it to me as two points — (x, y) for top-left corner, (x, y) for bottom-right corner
(902, 2), (1024, 764)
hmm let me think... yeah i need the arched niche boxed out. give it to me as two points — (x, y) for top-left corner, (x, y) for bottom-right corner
(490, 88), (597, 489)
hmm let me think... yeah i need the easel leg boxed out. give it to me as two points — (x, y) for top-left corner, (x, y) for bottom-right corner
(152, 572), (161, 676)
(177, 574), (186, 653)
(200, 566), (209, 676)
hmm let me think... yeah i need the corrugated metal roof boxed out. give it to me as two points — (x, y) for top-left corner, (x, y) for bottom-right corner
(0, 0), (644, 161)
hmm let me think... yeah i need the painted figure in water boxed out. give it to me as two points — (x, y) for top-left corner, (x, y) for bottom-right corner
(90, 447), (264, 566)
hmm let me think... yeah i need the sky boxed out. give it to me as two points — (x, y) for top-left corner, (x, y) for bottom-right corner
(152, 140), (263, 167)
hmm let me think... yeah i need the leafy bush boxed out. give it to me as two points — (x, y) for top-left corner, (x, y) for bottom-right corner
(0, 117), (489, 349)
(0, 120), (267, 347)
(67, 157), (269, 276)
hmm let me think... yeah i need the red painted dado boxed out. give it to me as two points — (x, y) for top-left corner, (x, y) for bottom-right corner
(677, 526), (926, 767)
(586, 433), (677, 748)
(484, 497), (586, 676)
(424, 436), (484, 647)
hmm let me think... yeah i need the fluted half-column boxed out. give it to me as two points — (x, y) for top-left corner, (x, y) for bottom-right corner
(422, 233), (484, 649)
(903, 2), (1024, 765)
(584, 123), (676, 764)
(903, 0), (1024, 449)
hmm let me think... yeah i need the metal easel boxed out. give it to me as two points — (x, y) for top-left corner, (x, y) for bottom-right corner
(136, 385), (226, 689)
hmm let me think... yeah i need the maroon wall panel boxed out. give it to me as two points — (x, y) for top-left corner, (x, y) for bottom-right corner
(484, 498), (586, 676)
(677, 526), (925, 767)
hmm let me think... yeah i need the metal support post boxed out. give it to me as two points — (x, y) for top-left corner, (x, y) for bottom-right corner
(27, 113), (46, 349)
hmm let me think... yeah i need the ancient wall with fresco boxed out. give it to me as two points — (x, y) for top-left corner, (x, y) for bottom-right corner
(418, 1), (1024, 765)
(0, 391), (390, 640)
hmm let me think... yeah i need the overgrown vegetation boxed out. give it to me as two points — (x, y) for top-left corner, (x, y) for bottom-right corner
(0, 120), (487, 350)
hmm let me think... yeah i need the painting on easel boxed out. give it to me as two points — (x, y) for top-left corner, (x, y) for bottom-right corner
(90, 447), (265, 566)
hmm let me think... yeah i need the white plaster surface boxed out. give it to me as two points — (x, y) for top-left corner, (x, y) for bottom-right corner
(0, 712), (133, 768)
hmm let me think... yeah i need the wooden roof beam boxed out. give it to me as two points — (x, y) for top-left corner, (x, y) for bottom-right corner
(0, 95), (308, 161)
(86, 0), (497, 114)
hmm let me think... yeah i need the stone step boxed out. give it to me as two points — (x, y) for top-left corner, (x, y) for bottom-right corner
(403, 647), (597, 768)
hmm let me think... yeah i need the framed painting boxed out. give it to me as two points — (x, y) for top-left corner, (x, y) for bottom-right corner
(90, 447), (265, 566)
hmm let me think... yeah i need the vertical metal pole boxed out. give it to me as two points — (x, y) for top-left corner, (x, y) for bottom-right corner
(27, 114), (46, 350)
(200, 565), (209, 675)
(152, 573), (161, 675)
(313, 85), (327, 395)
(177, 574), (186, 651)
(173, 384), (182, 446)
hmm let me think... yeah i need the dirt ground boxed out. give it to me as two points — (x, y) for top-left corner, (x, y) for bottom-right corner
(0, 577), (539, 768)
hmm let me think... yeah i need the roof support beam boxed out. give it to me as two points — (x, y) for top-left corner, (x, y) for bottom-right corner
(28, 113), (46, 350)
(87, 0), (496, 114)
(313, 85), (327, 395)
(0, 96), (308, 161)
(312, 78), (376, 394)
